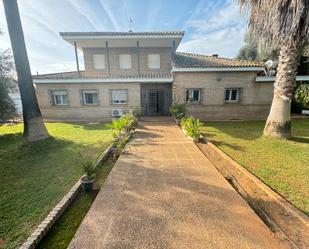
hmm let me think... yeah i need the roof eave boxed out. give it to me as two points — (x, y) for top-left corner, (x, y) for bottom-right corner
(33, 78), (173, 84)
(172, 67), (264, 72)
(255, 75), (309, 82)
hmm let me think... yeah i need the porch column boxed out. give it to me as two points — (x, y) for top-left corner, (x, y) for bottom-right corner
(74, 41), (80, 77)
(137, 41), (140, 76)
(105, 41), (111, 76)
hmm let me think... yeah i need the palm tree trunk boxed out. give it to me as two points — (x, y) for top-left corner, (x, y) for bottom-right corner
(3, 0), (49, 142)
(263, 42), (301, 139)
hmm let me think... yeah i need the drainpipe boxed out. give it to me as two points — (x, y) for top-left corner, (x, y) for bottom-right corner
(105, 41), (111, 76)
(137, 41), (140, 76)
(74, 41), (80, 77)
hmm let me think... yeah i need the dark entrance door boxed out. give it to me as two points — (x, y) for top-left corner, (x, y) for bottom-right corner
(140, 83), (172, 116)
(148, 90), (164, 115)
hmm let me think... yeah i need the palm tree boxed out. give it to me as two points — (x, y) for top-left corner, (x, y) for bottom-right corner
(3, 0), (49, 142)
(239, 0), (309, 138)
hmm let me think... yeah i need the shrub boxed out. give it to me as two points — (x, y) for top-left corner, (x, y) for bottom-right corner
(112, 113), (137, 138)
(181, 117), (203, 140)
(81, 160), (95, 180)
(295, 84), (309, 108)
(169, 103), (186, 120)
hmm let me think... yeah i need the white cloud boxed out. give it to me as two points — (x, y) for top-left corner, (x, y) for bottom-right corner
(179, 0), (248, 58)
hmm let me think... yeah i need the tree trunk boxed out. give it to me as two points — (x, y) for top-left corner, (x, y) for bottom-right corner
(263, 42), (301, 139)
(3, 0), (49, 142)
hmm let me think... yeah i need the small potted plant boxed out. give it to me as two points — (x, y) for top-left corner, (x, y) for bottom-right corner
(81, 160), (96, 192)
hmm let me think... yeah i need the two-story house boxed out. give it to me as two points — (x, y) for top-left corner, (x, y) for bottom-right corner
(33, 31), (277, 121)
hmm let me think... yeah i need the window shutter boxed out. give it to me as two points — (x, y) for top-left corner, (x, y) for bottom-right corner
(148, 54), (160, 69)
(119, 54), (132, 69)
(93, 54), (105, 69)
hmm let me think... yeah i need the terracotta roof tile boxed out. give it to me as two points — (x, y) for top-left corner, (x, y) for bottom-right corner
(60, 31), (185, 37)
(174, 52), (263, 68)
(33, 71), (173, 80)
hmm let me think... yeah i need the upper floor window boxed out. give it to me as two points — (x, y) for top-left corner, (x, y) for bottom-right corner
(111, 89), (128, 104)
(225, 88), (240, 103)
(148, 54), (160, 69)
(92, 54), (105, 70)
(52, 90), (69, 106)
(186, 89), (201, 103)
(119, 54), (132, 69)
(82, 90), (99, 105)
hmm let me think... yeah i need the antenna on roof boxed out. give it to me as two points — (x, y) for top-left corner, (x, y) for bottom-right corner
(128, 17), (133, 32)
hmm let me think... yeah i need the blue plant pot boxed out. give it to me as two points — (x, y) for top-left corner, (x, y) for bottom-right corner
(81, 176), (95, 192)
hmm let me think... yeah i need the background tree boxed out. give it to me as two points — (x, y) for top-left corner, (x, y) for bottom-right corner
(0, 49), (17, 122)
(3, 0), (49, 142)
(239, 0), (309, 138)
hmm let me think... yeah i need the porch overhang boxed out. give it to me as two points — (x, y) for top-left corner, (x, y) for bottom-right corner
(33, 78), (173, 84)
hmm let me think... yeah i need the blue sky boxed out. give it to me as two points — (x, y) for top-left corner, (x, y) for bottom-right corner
(0, 0), (248, 74)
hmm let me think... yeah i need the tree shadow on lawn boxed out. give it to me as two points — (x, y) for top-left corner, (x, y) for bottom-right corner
(70, 122), (113, 131)
(289, 136), (309, 144)
(202, 121), (264, 141)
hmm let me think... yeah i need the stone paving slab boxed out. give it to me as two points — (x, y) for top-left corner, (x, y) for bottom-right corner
(68, 117), (290, 249)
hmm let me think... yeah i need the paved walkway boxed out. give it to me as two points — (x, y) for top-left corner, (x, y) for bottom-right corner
(69, 117), (288, 249)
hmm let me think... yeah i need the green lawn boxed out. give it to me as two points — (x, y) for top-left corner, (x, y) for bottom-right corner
(0, 123), (113, 249)
(201, 120), (309, 215)
(37, 158), (115, 249)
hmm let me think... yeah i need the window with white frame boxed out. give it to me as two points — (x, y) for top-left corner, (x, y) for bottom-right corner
(52, 90), (69, 105)
(148, 54), (160, 69)
(82, 90), (99, 105)
(119, 54), (132, 69)
(111, 89), (128, 104)
(92, 54), (105, 69)
(225, 88), (240, 102)
(186, 89), (201, 103)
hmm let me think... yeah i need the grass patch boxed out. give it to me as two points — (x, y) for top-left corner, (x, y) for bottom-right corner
(0, 123), (113, 249)
(201, 120), (309, 215)
(37, 158), (115, 249)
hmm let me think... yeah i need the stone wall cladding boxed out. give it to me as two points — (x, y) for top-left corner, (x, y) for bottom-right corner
(173, 72), (273, 120)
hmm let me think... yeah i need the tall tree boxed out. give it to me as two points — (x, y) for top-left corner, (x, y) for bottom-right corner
(239, 0), (309, 138)
(0, 49), (17, 122)
(3, 0), (49, 142)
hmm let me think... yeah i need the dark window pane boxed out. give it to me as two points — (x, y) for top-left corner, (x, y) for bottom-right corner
(85, 93), (97, 104)
(225, 89), (230, 100)
(193, 90), (200, 101)
(231, 90), (238, 100)
(186, 90), (189, 102)
(62, 95), (68, 105)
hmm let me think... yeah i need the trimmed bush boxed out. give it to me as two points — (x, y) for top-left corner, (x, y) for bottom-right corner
(169, 103), (186, 120)
(181, 117), (203, 141)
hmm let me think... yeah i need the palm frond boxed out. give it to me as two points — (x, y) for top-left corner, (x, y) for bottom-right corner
(239, 0), (309, 46)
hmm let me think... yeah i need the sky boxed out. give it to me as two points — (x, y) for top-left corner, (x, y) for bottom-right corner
(0, 0), (248, 74)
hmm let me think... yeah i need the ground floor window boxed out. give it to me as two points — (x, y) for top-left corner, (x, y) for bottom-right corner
(225, 88), (240, 103)
(111, 89), (128, 104)
(52, 90), (69, 105)
(82, 90), (99, 105)
(186, 89), (201, 103)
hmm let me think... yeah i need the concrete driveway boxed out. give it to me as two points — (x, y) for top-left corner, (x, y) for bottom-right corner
(68, 117), (289, 249)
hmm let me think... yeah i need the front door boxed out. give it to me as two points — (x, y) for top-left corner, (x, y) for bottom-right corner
(140, 83), (172, 116)
(148, 90), (163, 115)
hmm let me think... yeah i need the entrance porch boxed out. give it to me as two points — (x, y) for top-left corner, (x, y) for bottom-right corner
(140, 83), (172, 116)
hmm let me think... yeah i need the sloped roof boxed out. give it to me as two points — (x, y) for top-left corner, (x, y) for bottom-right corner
(174, 52), (263, 68)
(60, 31), (185, 37)
(33, 71), (173, 82)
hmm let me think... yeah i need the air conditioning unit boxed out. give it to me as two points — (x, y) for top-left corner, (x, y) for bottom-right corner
(112, 109), (123, 117)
